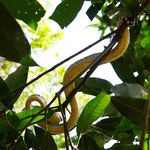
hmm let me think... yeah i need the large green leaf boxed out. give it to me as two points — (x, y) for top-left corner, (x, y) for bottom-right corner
(77, 91), (110, 136)
(25, 129), (40, 150)
(0, 0), (45, 30)
(86, 2), (104, 21)
(111, 96), (150, 128)
(111, 83), (148, 98)
(4, 65), (29, 108)
(40, 132), (57, 150)
(95, 117), (134, 143)
(111, 44), (145, 85)
(34, 126), (57, 150)
(75, 77), (113, 96)
(141, 35), (150, 50)
(111, 57), (136, 83)
(34, 126), (44, 146)
(0, 108), (54, 134)
(0, 77), (12, 108)
(50, 0), (84, 29)
(78, 134), (100, 150)
(120, 0), (140, 17)
(0, 3), (37, 66)
(125, 44), (145, 85)
(95, 117), (122, 136)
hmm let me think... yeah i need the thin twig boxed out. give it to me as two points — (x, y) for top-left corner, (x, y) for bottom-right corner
(140, 90), (150, 150)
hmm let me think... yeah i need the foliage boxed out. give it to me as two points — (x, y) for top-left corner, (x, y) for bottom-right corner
(0, 0), (150, 150)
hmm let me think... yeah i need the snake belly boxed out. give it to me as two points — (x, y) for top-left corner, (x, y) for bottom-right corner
(26, 18), (131, 134)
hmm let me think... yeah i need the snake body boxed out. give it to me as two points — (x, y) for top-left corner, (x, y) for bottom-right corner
(25, 17), (134, 134)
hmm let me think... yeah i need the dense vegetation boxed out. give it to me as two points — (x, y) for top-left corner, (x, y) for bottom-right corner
(0, 0), (150, 149)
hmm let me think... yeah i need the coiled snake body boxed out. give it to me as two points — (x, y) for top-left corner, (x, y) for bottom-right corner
(25, 17), (134, 134)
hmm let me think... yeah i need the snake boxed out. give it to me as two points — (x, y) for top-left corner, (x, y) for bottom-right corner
(25, 17), (134, 134)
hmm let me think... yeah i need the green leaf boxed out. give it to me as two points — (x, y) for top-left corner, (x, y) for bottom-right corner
(34, 126), (45, 146)
(0, 0), (45, 30)
(75, 77), (113, 96)
(86, 2), (104, 21)
(4, 65), (28, 108)
(50, 0), (84, 29)
(141, 35), (150, 50)
(120, 0), (140, 17)
(87, 132), (104, 148)
(78, 134), (100, 150)
(125, 44), (145, 85)
(116, 117), (132, 132)
(111, 96), (149, 128)
(111, 57), (136, 83)
(103, 102), (119, 116)
(77, 91), (110, 136)
(111, 43), (145, 85)
(0, 108), (54, 134)
(25, 129), (40, 150)
(0, 3), (37, 66)
(95, 117), (134, 143)
(95, 117), (122, 136)
(111, 83), (148, 98)
(5, 66), (28, 91)
(130, 21), (142, 43)
(0, 77), (12, 107)
(41, 132), (57, 150)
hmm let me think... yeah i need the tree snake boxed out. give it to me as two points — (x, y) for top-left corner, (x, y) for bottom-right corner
(25, 17), (134, 134)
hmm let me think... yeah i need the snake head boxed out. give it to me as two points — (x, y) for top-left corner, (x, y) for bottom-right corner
(120, 17), (135, 26)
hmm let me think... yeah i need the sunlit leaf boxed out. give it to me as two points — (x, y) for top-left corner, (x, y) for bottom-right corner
(76, 77), (113, 96)
(141, 35), (150, 50)
(0, 108), (54, 134)
(77, 91), (110, 135)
